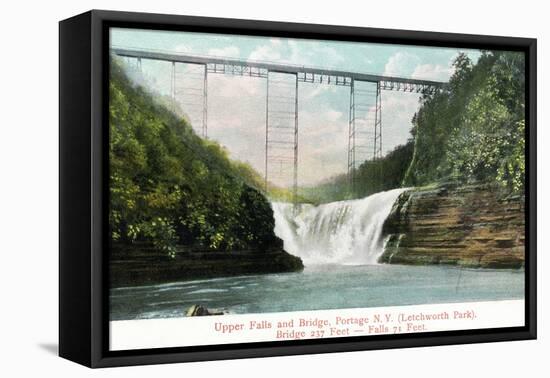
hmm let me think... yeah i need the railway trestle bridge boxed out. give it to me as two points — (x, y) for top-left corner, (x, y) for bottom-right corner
(112, 48), (446, 207)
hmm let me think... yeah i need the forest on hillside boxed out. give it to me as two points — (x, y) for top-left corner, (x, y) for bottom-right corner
(404, 51), (525, 192)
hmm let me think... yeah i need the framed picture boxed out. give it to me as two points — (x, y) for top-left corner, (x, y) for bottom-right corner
(59, 10), (536, 368)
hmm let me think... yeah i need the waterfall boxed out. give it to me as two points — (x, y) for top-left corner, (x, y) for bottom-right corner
(272, 188), (408, 265)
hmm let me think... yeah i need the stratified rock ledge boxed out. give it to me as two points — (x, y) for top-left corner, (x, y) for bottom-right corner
(110, 237), (303, 288)
(380, 183), (524, 269)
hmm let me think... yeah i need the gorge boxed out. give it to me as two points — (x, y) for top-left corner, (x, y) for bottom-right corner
(108, 49), (527, 320)
(272, 184), (525, 269)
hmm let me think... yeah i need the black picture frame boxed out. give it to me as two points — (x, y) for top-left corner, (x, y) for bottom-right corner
(59, 9), (537, 368)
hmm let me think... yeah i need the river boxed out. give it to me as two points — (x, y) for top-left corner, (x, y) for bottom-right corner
(110, 189), (524, 320)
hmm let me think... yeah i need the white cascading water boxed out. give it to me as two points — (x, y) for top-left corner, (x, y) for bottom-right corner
(272, 188), (408, 265)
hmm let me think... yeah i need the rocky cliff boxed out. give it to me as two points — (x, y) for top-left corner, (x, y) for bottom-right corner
(380, 183), (524, 268)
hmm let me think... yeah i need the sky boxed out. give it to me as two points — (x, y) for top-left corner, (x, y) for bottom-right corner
(111, 28), (481, 187)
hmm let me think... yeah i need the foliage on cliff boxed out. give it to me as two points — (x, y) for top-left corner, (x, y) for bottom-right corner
(299, 141), (414, 203)
(109, 58), (279, 256)
(404, 51), (525, 192)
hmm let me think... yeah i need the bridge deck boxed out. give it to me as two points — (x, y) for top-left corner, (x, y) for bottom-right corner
(112, 48), (447, 92)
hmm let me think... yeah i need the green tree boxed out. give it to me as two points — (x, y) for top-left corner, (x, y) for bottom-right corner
(403, 51), (525, 193)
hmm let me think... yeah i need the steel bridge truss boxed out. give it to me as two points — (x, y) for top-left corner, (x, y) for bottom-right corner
(113, 48), (445, 202)
(121, 56), (143, 79)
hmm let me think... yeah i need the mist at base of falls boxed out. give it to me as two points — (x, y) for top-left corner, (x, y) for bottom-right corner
(271, 188), (408, 266)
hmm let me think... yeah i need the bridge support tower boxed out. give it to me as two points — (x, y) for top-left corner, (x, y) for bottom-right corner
(347, 80), (382, 193)
(264, 71), (299, 211)
(170, 62), (208, 138)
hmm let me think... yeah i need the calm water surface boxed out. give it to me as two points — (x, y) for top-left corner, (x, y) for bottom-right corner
(110, 264), (524, 320)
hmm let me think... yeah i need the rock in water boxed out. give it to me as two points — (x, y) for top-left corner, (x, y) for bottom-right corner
(186, 304), (224, 316)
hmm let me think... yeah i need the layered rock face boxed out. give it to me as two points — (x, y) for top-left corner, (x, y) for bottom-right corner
(110, 238), (303, 288)
(380, 183), (525, 269)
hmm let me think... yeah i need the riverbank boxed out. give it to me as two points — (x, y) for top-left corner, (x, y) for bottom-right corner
(109, 239), (303, 288)
(380, 182), (525, 268)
